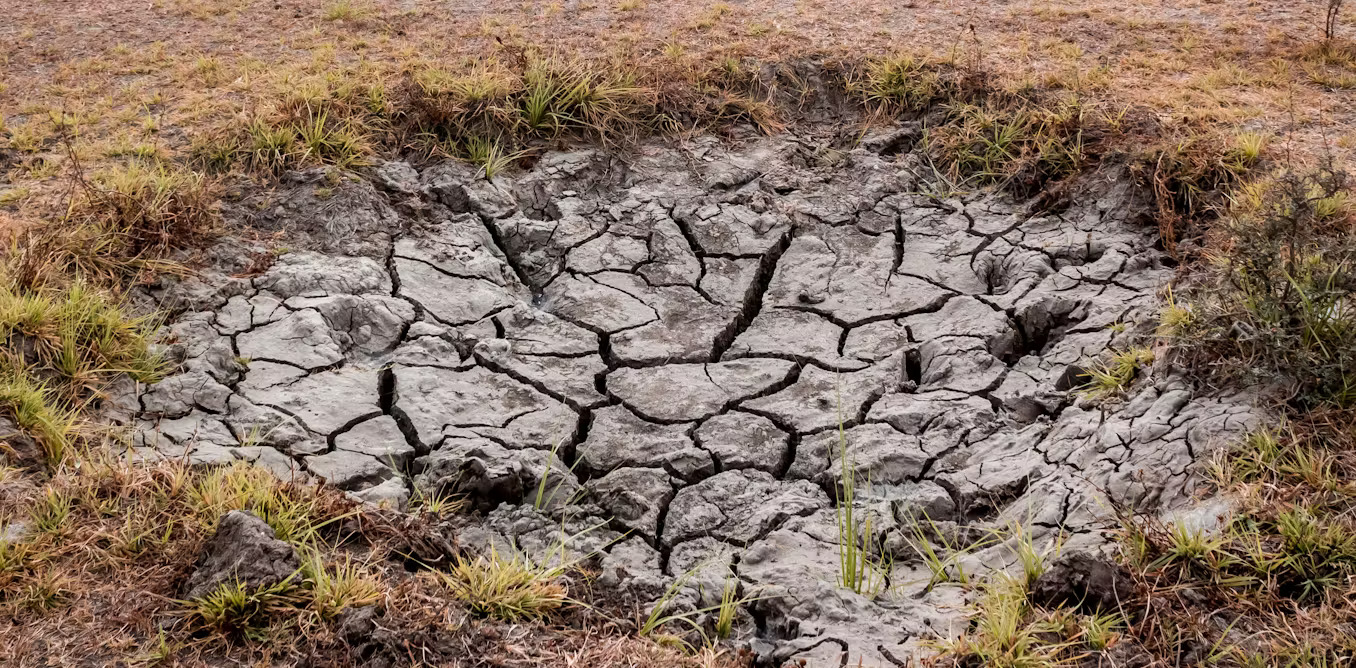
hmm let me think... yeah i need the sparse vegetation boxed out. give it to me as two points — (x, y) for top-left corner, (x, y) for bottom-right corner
(833, 416), (891, 598)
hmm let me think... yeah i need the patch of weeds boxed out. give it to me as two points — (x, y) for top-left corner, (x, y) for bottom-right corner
(0, 187), (31, 206)
(639, 563), (764, 649)
(67, 161), (218, 269)
(855, 54), (949, 111)
(904, 514), (995, 589)
(1111, 417), (1356, 664)
(1138, 128), (1249, 253)
(323, 0), (367, 21)
(405, 58), (656, 151)
(187, 462), (346, 544)
(937, 575), (1076, 668)
(302, 551), (383, 619)
(1157, 286), (1194, 337)
(31, 488), (73, 536)
(461, 135), (521, 180)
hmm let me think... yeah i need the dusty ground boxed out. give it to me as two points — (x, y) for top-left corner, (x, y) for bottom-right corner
(1, 0), (1354, 220)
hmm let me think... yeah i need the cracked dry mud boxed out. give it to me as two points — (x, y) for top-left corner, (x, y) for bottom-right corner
(122, 130), (1260, 667)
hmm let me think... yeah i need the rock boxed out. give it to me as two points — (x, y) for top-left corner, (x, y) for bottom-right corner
(1029, 551), (1135, 614)
(725, 308), (868, 370)
(184, 510), (301, 599)
(255, 253), (392, 298)
(347, 476), (409, 508)
(373, 161), (420, 194)
(414, 438), (576, 512)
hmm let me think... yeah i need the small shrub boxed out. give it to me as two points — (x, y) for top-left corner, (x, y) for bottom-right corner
(1327, 0), (1346, 41)
(1181, 166), (1356, 406)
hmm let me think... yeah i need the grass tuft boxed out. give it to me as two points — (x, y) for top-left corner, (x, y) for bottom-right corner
(439, 546), (571, 621)
(1077, 347), (1154, 400)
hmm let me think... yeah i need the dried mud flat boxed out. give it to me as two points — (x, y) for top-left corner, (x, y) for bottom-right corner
(119, 127), (1260, 666)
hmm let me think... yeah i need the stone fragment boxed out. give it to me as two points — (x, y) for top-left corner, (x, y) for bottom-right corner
(184, 511), (300, 599)
(790, 423), (932, 487)
(725, 309), (868, 370)
(414, 438), (577, 512)
(237, 309), (344, 369)
(586, 467), (675, 538)
(396, 258), (523, 325)
(763, 230), (951, 324)
(305, 450), (398, 491)
(255, 252), (391, 298)
(240, 364), (381, 436)
(1029, 552), (1135, 613)
(393, 365), (572, 448)
(742, 355), (902, 433)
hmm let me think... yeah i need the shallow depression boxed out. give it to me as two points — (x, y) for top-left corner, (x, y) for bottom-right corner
(130, 131), (1260, 666)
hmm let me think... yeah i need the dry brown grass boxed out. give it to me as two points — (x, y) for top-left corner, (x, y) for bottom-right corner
(1, 1), (1353, 209)
(0, 451), (751, 667)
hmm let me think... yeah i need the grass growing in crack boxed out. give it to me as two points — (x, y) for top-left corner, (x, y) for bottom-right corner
(714, 572), (740, 640)
(462, 135), (521, 180)
(833, 410), (891, 598)
(1077, 347), (1153, 400)
(1010, 521), (1061, 589)
(939, 575), (1074, 668)
(639, 563), (765, 649)
(905, 514), (997, 589)
(532, 438), (582, 511)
